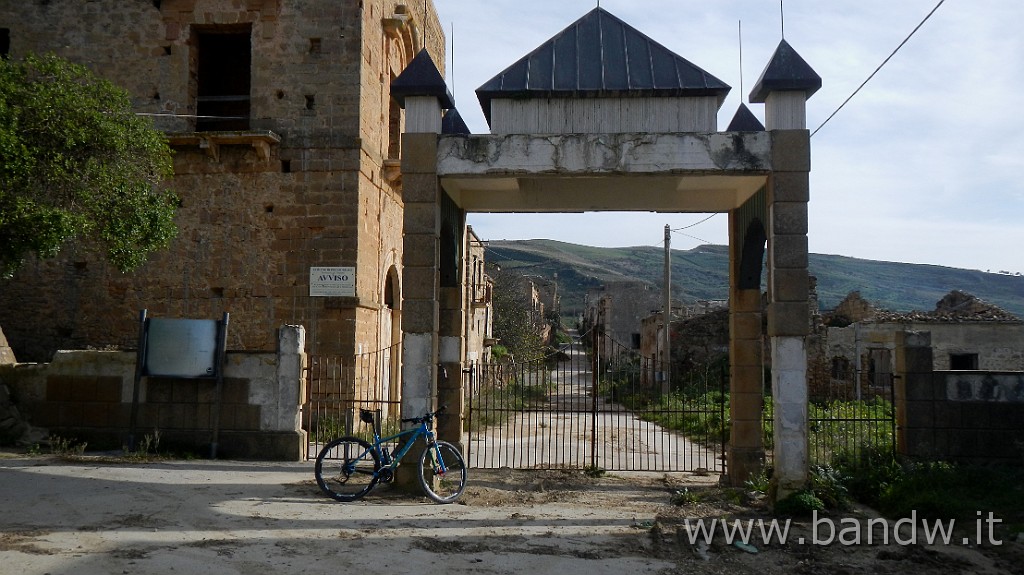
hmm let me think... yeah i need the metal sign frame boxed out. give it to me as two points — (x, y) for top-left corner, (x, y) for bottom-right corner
(129, 310), (230, 457)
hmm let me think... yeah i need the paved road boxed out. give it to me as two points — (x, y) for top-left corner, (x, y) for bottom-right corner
(463, 334), (723, 473)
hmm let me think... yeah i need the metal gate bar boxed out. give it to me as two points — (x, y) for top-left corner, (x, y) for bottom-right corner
(303, 343), (401, 458)
(464, 331), (725, 472)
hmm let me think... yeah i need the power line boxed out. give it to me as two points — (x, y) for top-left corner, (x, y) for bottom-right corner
(811, 0), (947, 138)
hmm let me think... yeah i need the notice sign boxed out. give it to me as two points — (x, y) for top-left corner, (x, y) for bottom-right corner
(309, 266), (355, 297)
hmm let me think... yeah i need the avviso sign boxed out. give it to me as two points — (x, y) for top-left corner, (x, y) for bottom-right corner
(309, 266), (355, 297)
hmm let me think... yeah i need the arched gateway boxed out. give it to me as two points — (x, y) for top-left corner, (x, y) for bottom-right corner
(394, 8), (820, 494)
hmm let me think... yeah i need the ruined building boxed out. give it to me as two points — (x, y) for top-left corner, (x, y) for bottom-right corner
(0, 0), (449, 361)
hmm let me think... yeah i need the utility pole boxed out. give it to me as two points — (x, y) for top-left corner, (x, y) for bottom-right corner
(662, 224), (671, 395)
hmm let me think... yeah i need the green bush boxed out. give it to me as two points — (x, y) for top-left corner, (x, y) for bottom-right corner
(774, 489), (825, 516)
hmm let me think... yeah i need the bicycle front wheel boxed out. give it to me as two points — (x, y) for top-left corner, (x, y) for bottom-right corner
(418, 440), (467, 503)
(315, 437), (380, 502)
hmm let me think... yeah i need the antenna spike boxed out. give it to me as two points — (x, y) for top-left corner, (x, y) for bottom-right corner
(780, 0), (786, 39)
(738, 20), (744, 98)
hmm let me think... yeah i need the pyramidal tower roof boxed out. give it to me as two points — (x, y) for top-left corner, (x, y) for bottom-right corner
(749, 39), (821, 103)
(476, 7), (731, 125)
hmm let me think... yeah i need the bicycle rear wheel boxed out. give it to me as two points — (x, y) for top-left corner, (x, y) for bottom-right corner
(418, 440), (467, 503)
(315, 437), (380, 502)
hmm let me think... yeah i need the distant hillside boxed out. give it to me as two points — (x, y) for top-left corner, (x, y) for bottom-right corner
(485, 240), (1024, 318)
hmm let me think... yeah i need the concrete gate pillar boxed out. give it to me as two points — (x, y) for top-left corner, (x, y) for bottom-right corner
(751, 40), (820, 496)
(392, 50), (460, 488)
(765, 144), (811, 495)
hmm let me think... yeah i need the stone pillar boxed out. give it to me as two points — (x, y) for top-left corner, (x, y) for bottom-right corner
(400, 132), (441, 430)
(750, 39), (820, 497)
(438, 284), (465, 452)
(893, 330), (934, 458)
(765, 131), (812, 496)
(726, 286), (765, 484)
(391, 49), (454, 489)
(273, 324), (307, 460)
(727, 193), (767, 486)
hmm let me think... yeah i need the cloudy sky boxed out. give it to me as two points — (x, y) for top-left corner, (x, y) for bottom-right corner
(431, 0), (1023, 274)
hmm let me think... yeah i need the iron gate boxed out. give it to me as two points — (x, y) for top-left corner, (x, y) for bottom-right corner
(463, 331), (726, 472)
(303, 343), (400, 458)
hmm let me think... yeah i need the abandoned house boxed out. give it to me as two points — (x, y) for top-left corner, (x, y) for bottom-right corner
(813, 290), (1024, 396)
(0, 0), (488, 366)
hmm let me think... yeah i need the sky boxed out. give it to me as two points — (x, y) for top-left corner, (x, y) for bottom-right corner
(430, 0), (1024, 275)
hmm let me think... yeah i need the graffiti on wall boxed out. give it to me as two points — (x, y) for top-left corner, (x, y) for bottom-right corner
(947, 373), (1024, 402)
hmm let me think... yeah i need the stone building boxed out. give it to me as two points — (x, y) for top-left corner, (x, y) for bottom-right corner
(464, 226), (494, 365)
(814, 290), (1024, 397)
(584, 281), (664, 352)
(0, 0), (447, 362)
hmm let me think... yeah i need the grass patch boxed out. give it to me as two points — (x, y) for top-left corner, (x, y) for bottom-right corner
(878, 462), (1024, 528)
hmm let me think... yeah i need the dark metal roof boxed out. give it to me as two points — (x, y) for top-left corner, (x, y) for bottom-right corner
(476, 7), (731, 126)
(727, 103), (765, 131)
(391, 49), (455, 109)
(749, 39), (821, 103)
(442, 108), (471, 134)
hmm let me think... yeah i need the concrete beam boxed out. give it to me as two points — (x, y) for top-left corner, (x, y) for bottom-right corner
(438, 132), (771, 176)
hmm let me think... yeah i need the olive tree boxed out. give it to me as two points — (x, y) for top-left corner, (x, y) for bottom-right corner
(0, 53), (177, 278)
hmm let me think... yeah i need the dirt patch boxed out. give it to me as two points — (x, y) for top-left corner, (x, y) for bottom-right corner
(0, 456), (1021, 575)
(0, 530), (54, 556)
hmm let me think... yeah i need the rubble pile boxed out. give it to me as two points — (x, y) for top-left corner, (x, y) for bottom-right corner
(873, 290), (1020, 323)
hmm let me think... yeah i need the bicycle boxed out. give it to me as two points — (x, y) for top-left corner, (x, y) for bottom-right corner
(314, 406), (467, 503)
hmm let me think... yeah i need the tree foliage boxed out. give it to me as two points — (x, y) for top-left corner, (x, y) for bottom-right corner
(0, 53), (177, 277)
(490, 268), (547, 360)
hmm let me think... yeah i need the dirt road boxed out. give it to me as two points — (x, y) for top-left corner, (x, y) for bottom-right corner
(1, 453), (1020, 575)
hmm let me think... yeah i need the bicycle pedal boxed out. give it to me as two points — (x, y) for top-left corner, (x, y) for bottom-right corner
(378, 468), (394, 483)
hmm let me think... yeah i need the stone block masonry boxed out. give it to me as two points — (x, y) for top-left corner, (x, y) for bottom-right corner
(0, 0), (446, 362)
(0, 326), (307, 460)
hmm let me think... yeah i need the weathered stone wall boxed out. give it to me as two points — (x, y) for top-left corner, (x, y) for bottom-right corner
(0, 326), (306, 459)
(825, 321), (1024, 373)
(0, 0), (446, 361)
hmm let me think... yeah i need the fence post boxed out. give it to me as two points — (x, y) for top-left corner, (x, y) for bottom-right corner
(276, 325), (307, 460)
(893, 330), (933, 458)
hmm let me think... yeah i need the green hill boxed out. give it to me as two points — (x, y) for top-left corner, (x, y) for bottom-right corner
(485, 240), (1024, 318)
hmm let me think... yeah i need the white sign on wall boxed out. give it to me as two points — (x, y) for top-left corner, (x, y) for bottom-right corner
(309, 266), (355, 297)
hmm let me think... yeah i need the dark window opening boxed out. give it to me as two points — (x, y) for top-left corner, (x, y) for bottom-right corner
(950, 353), (979, 370)
(0, 29), (10, 59)
(631, 333), (641, 349)
(387, 74), (402, 159)
(195, 28), (251, 131)
(831, 356), (851, 379)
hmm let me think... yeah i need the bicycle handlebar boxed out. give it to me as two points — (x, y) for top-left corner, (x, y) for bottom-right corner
(400, 405), (447, 424)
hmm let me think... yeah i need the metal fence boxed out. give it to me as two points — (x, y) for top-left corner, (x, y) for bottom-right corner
(303, 342), (400, 458)
(463, 331), (725, 472)
(764, 362), (896, 469)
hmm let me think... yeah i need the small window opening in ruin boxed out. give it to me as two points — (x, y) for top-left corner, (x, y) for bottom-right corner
(831, 356), (851, 379)
(387, 74), (402, 160)
(276, 90), (285, 100)
(0, 29), (9, 59)
(281, 159), (291, 173)
(211, 287), (224, 298)
(163, 45), (172, 56)
(264, 204), (274, 213)
(195, 26), (251, 131)
(309, 38), (321, 54)
(950, 353), (979, 370)
(631, 333), (641, 349)
(304, 95), (315, 110)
